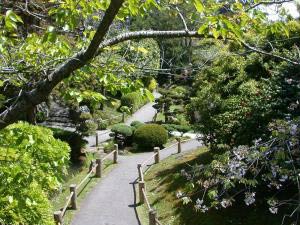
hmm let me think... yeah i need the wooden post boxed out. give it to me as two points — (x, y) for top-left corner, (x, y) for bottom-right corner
(113, 144), (118, 163)
(149, 209), (157, 225)
(53, 211), (63, 225)
(139, 181), (145, 204)
(122, 112), (125, 122)
(177, 137), (182, 153)
(95, 133), (99, 147)
(96, 158), (102, 178)
(70, 184), (77, 210)
(137, 163), (143, 181)
(154, 147), (160, 164)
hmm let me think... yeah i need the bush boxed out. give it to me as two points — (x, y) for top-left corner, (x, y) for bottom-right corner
(130, 120), (144, 129)
(51, 128), (87, 163)
(120, 92), (147, 113)
(163, 124), (192, 134)
(0, 122), (70, 225)
(133, 124), (168, 151)
(111, 123), (133, 137)
(96, 119), (108, 130)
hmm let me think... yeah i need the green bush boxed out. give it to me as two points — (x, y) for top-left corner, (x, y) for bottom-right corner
(0, 122), (70, 225)
(51, 128), (87, 163)
(133, 124), (168, 151)
(120, 92), (147, 113)
(163, 124), (192, 135)
(96, 119), (108, 130)
(111, 123), (133, 137)
(130, 120), (144, 129)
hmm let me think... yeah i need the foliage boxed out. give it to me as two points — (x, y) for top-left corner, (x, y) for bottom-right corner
(188, 45), (300, 148)
(111, 123), (134, 137)
(0, 122), (70, 225)
(76, 112), (97, 136)
(51, 127), (87, 163)
(130, 120), (145, 129)
(120, 91), (148, 113)
(177, 119), (300, 224)
(133, 124), (168, 151)
(163, 124), (192, 135)
(141, 77), (157, 92)
(97, 119), (109, 130)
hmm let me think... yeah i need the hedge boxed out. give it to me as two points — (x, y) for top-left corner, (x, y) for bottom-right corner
(120, 92), (147, 113)
(133, 124), (168, 151)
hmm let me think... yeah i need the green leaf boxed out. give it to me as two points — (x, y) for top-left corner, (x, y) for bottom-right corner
(194, 0), (204, 13)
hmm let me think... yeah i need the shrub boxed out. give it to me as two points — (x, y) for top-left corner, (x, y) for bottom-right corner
(133, 124), (168, 151)
(120, 92), (147, 113)
(130, 120), (144, 129)
(163, 124), (192, 134)
(0, 122), (70, 225)
(111, 123), (133, 137)
(96, 119), (108, 130)
(51, 128), (87, 163)
(103, 140), (115, 153)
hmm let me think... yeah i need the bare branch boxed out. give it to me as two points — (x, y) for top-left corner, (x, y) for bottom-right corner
(245, 0), (295, 12)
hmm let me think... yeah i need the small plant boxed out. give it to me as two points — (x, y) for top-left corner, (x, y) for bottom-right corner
(111, 123), (134, 148)
(133, 124), (168, 151)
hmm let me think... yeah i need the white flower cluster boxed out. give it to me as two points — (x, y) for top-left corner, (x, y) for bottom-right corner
(244, 192), (255, 206)
(195, 199), (208, 213)
(220, 198), (232, 208)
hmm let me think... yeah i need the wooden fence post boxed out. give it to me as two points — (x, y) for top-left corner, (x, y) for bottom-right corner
(154, 147), (160, 164)
(138, 181), (145, 204)
(114, 144), (118, 163)
(95, 133), (99, 147)
(70, 184), (77, 210)
(149, 209), (157, 225)
(96, 158), (102, 178)
(177, 137), (182, 153)
(137, 163), (143, 181)
(53, 211), (63, 225)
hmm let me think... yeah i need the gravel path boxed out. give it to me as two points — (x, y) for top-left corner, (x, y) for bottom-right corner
(71, 139), (202, 225)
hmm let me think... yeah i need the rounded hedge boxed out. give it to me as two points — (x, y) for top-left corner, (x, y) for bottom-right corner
(133, 124), (168, 151)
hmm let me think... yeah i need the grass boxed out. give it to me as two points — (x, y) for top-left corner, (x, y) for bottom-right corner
(137, 147), (286, 225)
(51, 153), (116, 225)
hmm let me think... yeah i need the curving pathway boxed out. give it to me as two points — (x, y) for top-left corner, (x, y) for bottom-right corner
(71, 92), (202, 225)
(71, 139), (202, 225)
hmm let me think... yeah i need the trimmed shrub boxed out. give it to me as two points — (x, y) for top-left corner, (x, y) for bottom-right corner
(111, 123), (133, 137)
(130, 120), (144, 129)
(133, 124), (168, 151)
(163, 124), (192, 134)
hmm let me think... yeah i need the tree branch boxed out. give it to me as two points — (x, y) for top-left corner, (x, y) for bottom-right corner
(245, 0), (294, 12)
(0, 0), (125, 129)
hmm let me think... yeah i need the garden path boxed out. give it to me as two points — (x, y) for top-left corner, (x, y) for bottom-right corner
(71, 139), (202, 225)
(72, 92), (202, 225)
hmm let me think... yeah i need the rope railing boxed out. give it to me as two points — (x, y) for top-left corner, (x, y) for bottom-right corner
(142, 188), (151, 210)
(137, 137), (196, 225)
(141, 152), (157, 167)
(61, 191), (74, 216)
(101, 149), (117, 162)
(53, 144), (119, 225)
(77, 163), (98, 190)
